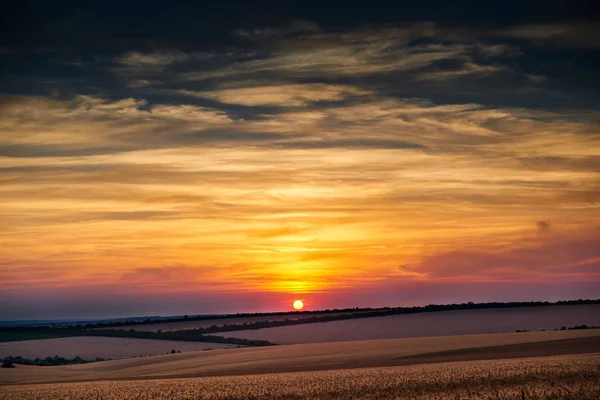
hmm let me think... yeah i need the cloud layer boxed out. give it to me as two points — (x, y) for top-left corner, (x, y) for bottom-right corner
(1, 4), (599, 317)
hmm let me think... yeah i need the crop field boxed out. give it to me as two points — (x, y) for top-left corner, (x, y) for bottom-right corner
(1, 353), (599, 399)
(113, 311), (365, 332)
(1, 329), (598, 386)
(220, 304), (600, 343)
(0, 337), (236, 360)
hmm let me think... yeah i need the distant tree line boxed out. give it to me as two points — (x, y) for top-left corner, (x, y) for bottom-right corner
(182, 301), (600, 335)
(0, 326), (275, 346)
(0, 327), (88, 342)
(558, 324), (599, 331)
(67, 299), (600, 330)
(85, 329), (274, 346)
(0, 328), (81, 342)
(2, 299), (598, 344)
(517, 324), (600, 333)
(1, 355), (105, 367)
(86, 299), (600, 334)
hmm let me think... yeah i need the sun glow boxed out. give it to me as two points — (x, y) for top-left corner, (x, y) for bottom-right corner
(293, 300), (304, 310)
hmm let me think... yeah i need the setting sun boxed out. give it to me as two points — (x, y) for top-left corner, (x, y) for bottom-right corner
(293, 300), (304, 310)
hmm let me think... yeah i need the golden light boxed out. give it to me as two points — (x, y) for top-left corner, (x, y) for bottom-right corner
(293, 300), (304, 310)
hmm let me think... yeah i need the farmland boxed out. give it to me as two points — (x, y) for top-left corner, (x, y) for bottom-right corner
(1, 309), (599, 399)
(113, 311), (365, 332)
(1, 329), (598, 385)
(220, 304), (600, 343)
(1, 353), (598, 399)
(90, 301), (600, 334)
(0, 337), (236, 360)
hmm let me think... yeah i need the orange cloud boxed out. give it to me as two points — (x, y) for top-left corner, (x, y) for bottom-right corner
(1, 93), (599, 300)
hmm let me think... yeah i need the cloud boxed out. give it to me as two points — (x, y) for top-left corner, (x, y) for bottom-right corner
(182, 32), (505, 82)
(184, 84), (370, 107)
(2, 4), (600, 319)
(403, 226), (600, 281)
(273, 138), (425, 150)
(0, 94), (234, 157)
(117, 50), (190, 67)
(417, 62), (506, 81)
(1, 91), (599, 299)
(496, 23), (600, 49)
(234, 19), (321, 40)
(537, 220), (551, 234)
(2, 93), (599, 165)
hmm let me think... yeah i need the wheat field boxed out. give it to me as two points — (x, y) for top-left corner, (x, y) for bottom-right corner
(1, 353), (598, 399)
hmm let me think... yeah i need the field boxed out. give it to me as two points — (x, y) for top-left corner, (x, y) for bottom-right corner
(113, 311), (365, 332)
(1, 329), (598, 385)
(0, 337), (237, 360)
(2, 311), (599, 399)
(220, 304), (600, 343)
(1, 353), (599, 399)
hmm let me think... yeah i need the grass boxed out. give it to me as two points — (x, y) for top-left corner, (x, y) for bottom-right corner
(1, 353), (598, 399)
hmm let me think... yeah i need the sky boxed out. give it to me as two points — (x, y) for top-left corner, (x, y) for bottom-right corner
(1, 0), (599, 320)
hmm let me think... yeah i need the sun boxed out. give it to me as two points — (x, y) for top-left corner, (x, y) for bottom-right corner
(292, 300), (304, 310)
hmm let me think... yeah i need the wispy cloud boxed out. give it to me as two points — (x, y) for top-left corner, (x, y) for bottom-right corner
(234, 19), (322, 40)
(496, 23), (600, 49)
(2, 11), (600, 315)
(117, 50), (190, 67)
(182, 84), (370, 106)
(180, 22), (517, 83)
(183, 43), (473, 81)
(1, 89), (599, 297)
(417, 62), (506, 81)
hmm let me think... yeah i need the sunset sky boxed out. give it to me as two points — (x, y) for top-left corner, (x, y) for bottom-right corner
(1, 1), (599, 320)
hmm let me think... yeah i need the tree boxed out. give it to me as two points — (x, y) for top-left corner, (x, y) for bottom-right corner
(1, 359), (15, 368)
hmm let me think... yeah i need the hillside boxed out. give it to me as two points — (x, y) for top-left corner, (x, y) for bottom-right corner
(2, 354), (599, 400)
(219, 304), (600, 343)
(0, 337), (236, 360)
(1, 329), (598, 385)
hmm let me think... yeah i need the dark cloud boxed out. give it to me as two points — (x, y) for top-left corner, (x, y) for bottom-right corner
(2, 1), (599, 111)
(496, 23), (600, 49)
(3, 1), (597, 53)
(0, 143), (129, 158)
(274, 139), (426, 150)
(518, 156), (600, 173)
(234, 20), (322, 41)
(537, 220), (552, 234)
